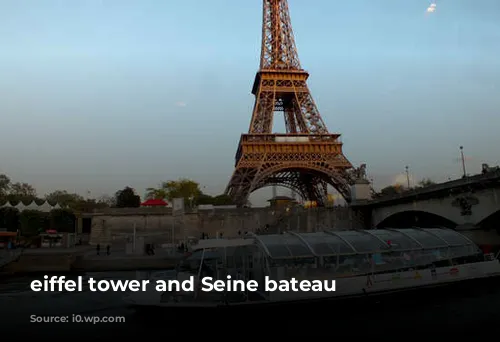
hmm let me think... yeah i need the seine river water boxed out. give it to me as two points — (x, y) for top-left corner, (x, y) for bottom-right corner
(1, 271), (499, 338)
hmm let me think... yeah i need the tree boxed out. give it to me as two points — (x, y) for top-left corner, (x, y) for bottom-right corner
(45, 190), (84, 207)
(97, 194), (116, 207)
(0, 174), (10, 197)
(71, 199), (111, 212)
(196, 193), (215, 205)
(20, 210), (48, 236)
(377, 184), (404, 197)
(417, 178), (436, 188)
(148, 179), (203, 207)
(9, 182), (37, 202)
(50, 209), (76, 232)
(145, 186), (168, 200)
(0, 175), (37, 204)
(212, 194), (234, 206)
(0, 207), (20, 232)
(115, 187), (141, 208)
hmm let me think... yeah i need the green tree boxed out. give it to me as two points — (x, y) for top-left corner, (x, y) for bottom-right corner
(377, 184), (404, 197)
(97, 195), (115, 207)
(145, 186), (168, 200)
(115, 187), (141, 208)
(50, 209), (76, 232)
(71, 199), (111, 212)
(147, 180), (236, 207)
(148, 179), (202, 206)
(45, 190), (84, 207)
(9, 182), (37, 203)
(0, 207), (20, 232)
(20, 210), (48, 236)
(417, 178), (436, 188)
(212, 194), (235, 205)
(196, 193), (215, 205)
(0, 174), (11, 197)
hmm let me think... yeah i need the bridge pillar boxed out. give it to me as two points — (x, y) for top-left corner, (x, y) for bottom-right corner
(350, 179), (372, 204)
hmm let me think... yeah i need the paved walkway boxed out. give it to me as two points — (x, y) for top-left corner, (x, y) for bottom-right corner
(21, 246), (93, 255)
(0, 250), (22, 267)
(82, 248), (183, 260)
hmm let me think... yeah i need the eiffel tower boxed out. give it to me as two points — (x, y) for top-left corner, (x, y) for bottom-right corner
(225, 0), (353, 207)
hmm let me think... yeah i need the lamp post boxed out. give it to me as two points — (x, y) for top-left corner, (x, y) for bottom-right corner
(405, 165), (410, 189)
(459, 146), (467, 178)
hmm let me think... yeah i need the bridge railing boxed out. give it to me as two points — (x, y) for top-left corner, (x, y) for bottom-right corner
(367, 170), (500, 205)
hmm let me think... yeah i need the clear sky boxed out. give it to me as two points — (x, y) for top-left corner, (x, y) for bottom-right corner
(1, 0), (499, 206)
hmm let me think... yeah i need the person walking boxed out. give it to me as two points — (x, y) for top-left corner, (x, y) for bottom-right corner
(96, 243), (100, 256)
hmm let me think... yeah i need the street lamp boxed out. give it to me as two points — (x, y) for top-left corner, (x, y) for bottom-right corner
(459, 146), (467, 178)
(405, 165), (410, 189)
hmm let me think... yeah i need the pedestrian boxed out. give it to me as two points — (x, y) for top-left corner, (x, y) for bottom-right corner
(106, 244), (110, 256)
(96, 243), (100, 256)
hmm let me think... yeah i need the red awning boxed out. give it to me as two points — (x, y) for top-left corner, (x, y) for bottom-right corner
(141, 199), (168, 207)
(45, 230), (58, 234)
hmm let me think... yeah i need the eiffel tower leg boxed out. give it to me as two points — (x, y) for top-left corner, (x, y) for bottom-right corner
(225, 167), (258, 207)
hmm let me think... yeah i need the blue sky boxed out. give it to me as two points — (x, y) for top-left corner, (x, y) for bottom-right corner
(1, 0), (499, 206)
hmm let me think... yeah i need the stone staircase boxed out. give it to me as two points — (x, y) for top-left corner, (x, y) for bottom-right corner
(89, 220), (111, 245)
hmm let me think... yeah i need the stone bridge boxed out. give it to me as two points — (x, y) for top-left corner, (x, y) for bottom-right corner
(355, 170), (500, 230)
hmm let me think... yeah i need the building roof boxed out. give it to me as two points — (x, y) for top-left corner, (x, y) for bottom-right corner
(141, 199), (168, 206)
(0, 201), (62, 212)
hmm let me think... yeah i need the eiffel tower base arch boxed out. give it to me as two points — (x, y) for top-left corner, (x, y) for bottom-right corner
(225, 134), (353, 207)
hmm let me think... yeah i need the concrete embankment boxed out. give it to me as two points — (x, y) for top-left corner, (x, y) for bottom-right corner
(3, 251), (75, 274)
(71, 255), (179, 272)
(1, 248), (181, 275)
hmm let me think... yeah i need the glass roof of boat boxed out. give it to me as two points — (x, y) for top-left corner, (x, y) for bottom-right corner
(252, 228), (475, 259)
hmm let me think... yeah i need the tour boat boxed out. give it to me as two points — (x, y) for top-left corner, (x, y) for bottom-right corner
(123, 228), (500, 309)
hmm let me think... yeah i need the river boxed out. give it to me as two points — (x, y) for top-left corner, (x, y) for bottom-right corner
(1, 271), (499, 338)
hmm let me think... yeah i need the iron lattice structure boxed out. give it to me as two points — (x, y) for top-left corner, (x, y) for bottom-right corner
(225, 0), (353, 207)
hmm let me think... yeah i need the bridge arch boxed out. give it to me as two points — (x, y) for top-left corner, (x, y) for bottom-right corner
(376, 210), (458, 229)
(477, 209), (500, 231)
(250, 164), (351, 203)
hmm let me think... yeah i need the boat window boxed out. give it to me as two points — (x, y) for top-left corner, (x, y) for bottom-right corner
(369, 230), (421, 250)
(414, 248), (449, 266)
(253, 229), (479, 263)
(298, 232), (355, 255)
(373, 252), (405, 272)
(350, 255), (371, 273)
(449, 245), (478, 259)
(337, 256), (355, 274)
(323, 256), (337, 268)
(394, 229), (447, 249)
(334, 231), (385, 253)
(255, 234), (314, 259)
(271, 257), (315, 267)
(426, 228), (471, 246)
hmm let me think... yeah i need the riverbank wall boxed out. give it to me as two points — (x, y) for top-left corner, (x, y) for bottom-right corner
(87, 206), (366, 245)
(1, 248), (180, 275)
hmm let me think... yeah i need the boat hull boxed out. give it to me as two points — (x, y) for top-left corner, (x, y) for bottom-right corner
(127, 260), (500, 312)
(129, 273), (500, 323)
